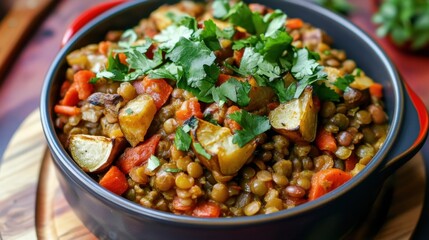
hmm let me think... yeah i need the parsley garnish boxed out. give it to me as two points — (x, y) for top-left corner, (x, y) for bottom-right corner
(174, 125), (192, 151)
(147, 155), (160, 171)
(228, 110), (271, 147)
(193, 142), (212, 159)
(166, 37), (217, 91)
(291, 48), (327, 99)
(334, 74), (355, 91)
(212, 78), (251, 107)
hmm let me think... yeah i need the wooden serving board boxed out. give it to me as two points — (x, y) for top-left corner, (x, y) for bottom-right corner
(0, 110), (425, 239)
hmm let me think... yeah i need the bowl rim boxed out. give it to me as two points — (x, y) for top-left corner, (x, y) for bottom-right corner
(40, 0), (403, 226)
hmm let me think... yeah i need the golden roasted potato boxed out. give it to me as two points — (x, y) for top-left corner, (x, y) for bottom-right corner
(68, 134), (126, 173)
(244, 86), (276, 112)
(191, 118), (256, 177)
(269, 87), (317, 142)
(150, 1), (204, 30)
(323, 66), (344, 94)
(118, 94), (157, 147)
(349, 69), (374, 90)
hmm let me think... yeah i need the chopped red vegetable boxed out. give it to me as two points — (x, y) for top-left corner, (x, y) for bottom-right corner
(73, 70), (95, 100)
(192, 202), (221, 218)
(54, 105), (81, 116)
(315, 129), (338, 153)
(308, 168), (352, 200)
(175, 98), (204, 124)
(99, 166), (128, 195)
(369, 83), (383, 99)
(116, 134), (161, 174)
(225, 106), (241, 132)
(141, 76), (173, 109)
(286, 18), (303, 29)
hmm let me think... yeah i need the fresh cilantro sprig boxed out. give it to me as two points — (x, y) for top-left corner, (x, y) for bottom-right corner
(334, 74), (355, 91)
(174, 117), (198, 151)
(147, 155), (161, 171)
(228, 110), (271, 147)
(212, 78), (251, 107)
(291, 48), (328, 99)
(175, 126), (192, 151)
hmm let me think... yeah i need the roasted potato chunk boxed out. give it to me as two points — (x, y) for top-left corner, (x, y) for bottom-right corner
(244, 86), (276, 112)
(349, 69), (374, 90)
(191, 118), (256, 177)
(118, 94), (157, 147)
(269, 87), (317, 142)
(69, 134), (126, 173)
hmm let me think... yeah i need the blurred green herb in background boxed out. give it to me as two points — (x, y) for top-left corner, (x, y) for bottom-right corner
(372, 0), (429, 50)
(314, 0), (353, 15)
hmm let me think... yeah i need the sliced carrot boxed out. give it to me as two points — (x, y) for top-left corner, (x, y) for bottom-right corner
(345, 154), (358, 172)
(73, 70), (95, 100)
(315, 129), (338, 153)
(308, 168), (352, 201)
(116, 134), (161, 174)
(54, 105), (81, 116)
(99, 166), (128, 195)
(369, 83), (383, 99)
(98, 41), (112, 56)
(192, 202), (221, 218)
(60, 81), (72, 98)
(59, 84), (79, 106)
(172, 196), (194, 212)
(118, 52), (128, 65)
(286, 18), (303, 29)
(233, 49), (245, 67)
(141, 76), (173, 109)
(225, 106), (241, 132)
(175, 98), (204, 124)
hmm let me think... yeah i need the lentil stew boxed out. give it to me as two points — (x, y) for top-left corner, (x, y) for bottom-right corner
(53, 0), (389, 218)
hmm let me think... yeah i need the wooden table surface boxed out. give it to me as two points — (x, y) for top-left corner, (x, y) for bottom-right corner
(0, 0), (429, 238)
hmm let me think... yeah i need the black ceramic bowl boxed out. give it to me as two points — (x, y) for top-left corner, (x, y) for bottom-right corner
(40, 0), (429, 239)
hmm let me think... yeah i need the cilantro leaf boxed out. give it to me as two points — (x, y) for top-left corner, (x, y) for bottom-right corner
(118, 29), (138, 48)
(193, 142), (212, 159)
(267, 78), (296, 102)
(259, 30), (292, 62)
(147, 155), (160, 171)
(154, 25), (194, 51)
(95, 54), (128, 81)
(229, 110), (271, 147)
(148, 63), (183, 81)
(200, 20), (222, 51)
(291, 48), (327, 98)
(212, 0), (231, 19)
(313, 83), (340, 101)
(228, 2), (256, 34)
(334, 74), (355, 91)
(175, 126), (192, 151)
(264, 10), (287, 37)
(166, 37), (216, 85)
(291, 48), (320, 79)
(232, 35), (259, 50)
(124, 47), (163, 80)
(239, 48), (263, 75)
(212, 78), (251, 107)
